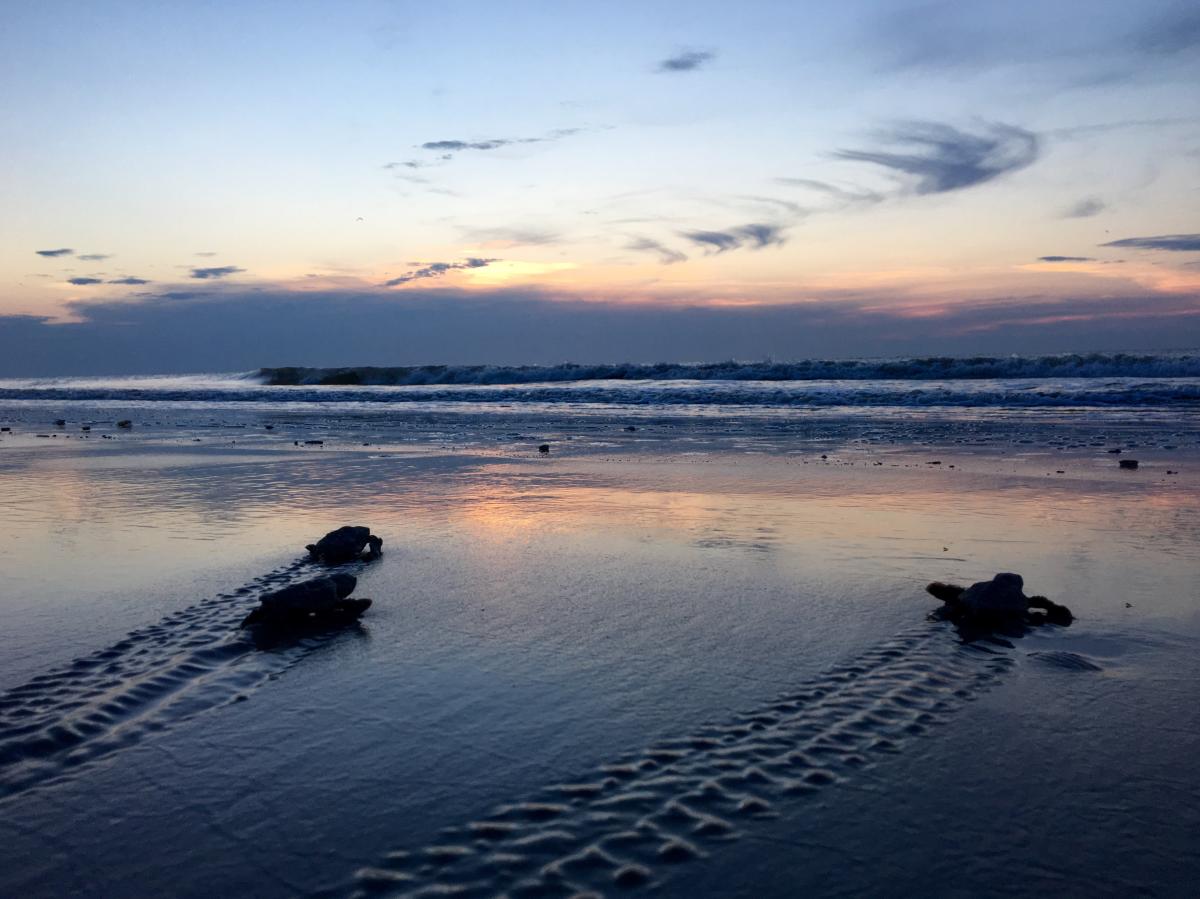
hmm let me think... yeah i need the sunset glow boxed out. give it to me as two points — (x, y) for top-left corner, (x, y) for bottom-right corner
(1, 1), (1197, 372)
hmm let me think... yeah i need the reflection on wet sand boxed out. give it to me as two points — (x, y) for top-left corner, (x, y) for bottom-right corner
(3, 444), (1198, 616)
(0, 435), (1198, 898)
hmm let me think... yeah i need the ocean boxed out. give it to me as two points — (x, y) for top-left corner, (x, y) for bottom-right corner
(2, 351), (1199, 412)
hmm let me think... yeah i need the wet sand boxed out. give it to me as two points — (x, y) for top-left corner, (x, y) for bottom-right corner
(0, 422), (1197, 897)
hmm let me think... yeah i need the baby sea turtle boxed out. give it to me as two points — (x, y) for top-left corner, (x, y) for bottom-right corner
(306, 525), (383, 563)
(240, 573), (371, 629)
(926, 573), (1073, 628)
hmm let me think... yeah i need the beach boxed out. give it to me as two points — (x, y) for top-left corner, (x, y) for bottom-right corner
(1, 364), (1198, 897)
(7, 1), (1200, 893)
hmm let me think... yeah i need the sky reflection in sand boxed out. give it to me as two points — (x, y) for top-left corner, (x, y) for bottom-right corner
(0, 435), (1198, 896)
(2, 440), (1197, 687)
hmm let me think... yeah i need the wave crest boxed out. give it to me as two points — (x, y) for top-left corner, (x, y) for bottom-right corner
(259, 352), (1200, 386)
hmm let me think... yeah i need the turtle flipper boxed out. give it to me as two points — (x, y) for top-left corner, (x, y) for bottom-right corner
(926, 582), (965, 604)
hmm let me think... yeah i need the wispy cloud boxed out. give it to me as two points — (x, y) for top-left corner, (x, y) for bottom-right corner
(1134, 4), (1200, 55)
(1101, 233), (1200, 251)
(397, 127), (586, 167)
(1050, 116), (1200, 140)
(66, 275), (152, 286)
(78, 253), (111, 261)
(383, 160), (436, 170)
(734, 195), (808, 218)
(1038, 256), (1095, 263)
(422, 139), (509, 152)
(867, 2), (1011, 73)
(625, 237), (687, 265)
(680, 223), (787, 254)
(775, 178), (886, 207)
(461, 227), (560, 247)
(6, 285), (1196, 377)
(834, 121), (1039, 195)
(736, 224), (788, 248)
(1063, 197), (1106, 218)
(867, 2), (1200, 79)
(36, 248), (73, 257)
(381, 257), (496, 288)
(190, 265), (244, 279)
(657, 49), (716, 72)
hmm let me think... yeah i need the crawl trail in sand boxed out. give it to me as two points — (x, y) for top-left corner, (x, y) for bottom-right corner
(352, 625), (1018, 898)
(0, 560), (365, 801)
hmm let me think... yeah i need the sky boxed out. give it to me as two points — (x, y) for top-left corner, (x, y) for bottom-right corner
(1, 0), (1198, 374)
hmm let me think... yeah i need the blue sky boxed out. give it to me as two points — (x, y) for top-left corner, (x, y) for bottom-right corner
(1, 0), (1197, 372)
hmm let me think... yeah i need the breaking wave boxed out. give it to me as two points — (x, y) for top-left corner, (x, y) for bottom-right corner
(0, 379), (1197, 409)
(260, 352), (1200, 386)
(1, 353), (1198, 410)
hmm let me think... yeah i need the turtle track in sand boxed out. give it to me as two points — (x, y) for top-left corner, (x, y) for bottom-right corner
(0, 559), (364, 801)
(351, 624), (1017, 898)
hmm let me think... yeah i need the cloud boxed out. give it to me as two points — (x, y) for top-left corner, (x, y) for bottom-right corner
(1050, 116), (1200, 140)
(64, 274), (151, 286)
(78, 253), (111, 261)
(1100, 234), (1200, 252)
(1063, 197), (1106, 218)
(775, 178), (885, 207)
(36, 248), (73, 257)
(413, 128), (585, 161)
(2, 285), (1195, 377)
(868, 2), (1009, 72)
(834, 121), (1039, 195)
(381, 257), (497, 288)
(190, 265), (244, 279)
(737, 224), (788, 248)
(461, 227), (561, 247)
(867, 2), (1200, 78)
(680, 223), (787, 254)
(735, 195), (808, 218)
(422, 139), (508, 152)
(657, 49), (716, 72)
(195, 251), (218, 257)
(625, 237), (687, 265)
(1134, 4), (1200, 55)
(680, 231), (741, 253)
(1038, 256), (1096, 263)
